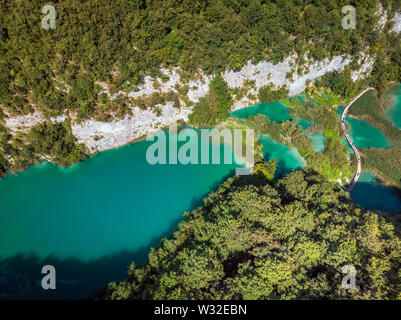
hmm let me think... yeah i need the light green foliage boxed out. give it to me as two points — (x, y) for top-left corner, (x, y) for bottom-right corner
(102, 169), (401, 300)
(253, 159), (278, 181)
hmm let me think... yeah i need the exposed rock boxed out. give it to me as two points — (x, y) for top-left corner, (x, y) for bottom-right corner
(392, 11), (401, 33)
(351, 51), (376, 81)
(5, 112), (66, 133)
(2, 53), (373, 154)
(72, 103), (192, 152)
(375, 2), (387, 31)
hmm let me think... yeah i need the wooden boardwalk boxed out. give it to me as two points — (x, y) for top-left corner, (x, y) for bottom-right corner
(340, 87), (374, 191)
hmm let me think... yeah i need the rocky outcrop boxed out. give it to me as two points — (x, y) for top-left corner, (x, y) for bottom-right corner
(3, 52), (373, 153)
(393, 11), (401, 33)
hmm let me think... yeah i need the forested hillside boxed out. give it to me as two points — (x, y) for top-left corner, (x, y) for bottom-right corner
(102, 169), (401, 300)
(1, 0), (400, 119)
(1, 0), (400, 178)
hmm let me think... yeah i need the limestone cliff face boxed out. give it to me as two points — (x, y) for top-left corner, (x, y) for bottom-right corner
(4, 53), (372, 153)
(3, 2), (398, 155)
(393, 11), (401, 33)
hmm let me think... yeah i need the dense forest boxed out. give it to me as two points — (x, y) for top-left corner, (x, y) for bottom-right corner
(188, 75), (233, 125)
(0, 119), (87, 176)
(102, 168), (401, 300)
(1, 0), (400, 178)
(1, 0), (400, 118)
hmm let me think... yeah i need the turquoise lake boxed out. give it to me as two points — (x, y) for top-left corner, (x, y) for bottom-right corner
(297, 118), (314, 130)
(229, 100), (313, 130)
(229, 102), (292, 122)
(306, 132), (326, 154)
(0, 124), (308, 300)
(229, 101), (307, 174)
(385, 84), (401, 129)
(0, 129), (243, 299)
(1, 93), (400, 300)
(336, 105), (391, 151)
(258, 134), (306, 175)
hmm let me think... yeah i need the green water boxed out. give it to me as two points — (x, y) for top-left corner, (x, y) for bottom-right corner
(385, 85), (401, 129)
(336, 106), (391, 150)
(0, 124), (309, 300)
(259, 134), (306, 176)
(0, 129), (242, 299)
(295, 94), (307, 103)
(2, 92), (398, 299)
(229, 100), (313, 130)
(351, 172), (401, 213)
(229, 102), (292, 123)
(297, 118), (314, 130)
(306, 132), (326, 153)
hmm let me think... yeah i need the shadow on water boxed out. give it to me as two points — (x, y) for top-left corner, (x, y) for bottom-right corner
(0, 231), (172, 300)
(0, 169), (239, 301)
(350, 181), (401, 214)
(1, 249), (141, 300)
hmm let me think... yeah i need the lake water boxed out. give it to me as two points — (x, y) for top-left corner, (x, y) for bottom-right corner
(229, 100), (314, 131)
(258, 134), (306, 176)
(306, 132), (326, 154)
(336, 106), (391, 151)
(0, 122), (311, 300)
(385, 84), (401, 129)
(0, 129), (242, 299)
(297, 118), (314, 130)
(2, 92), (400, 300)
(351, 172), (401, 213)
(229, 102), (292, 123)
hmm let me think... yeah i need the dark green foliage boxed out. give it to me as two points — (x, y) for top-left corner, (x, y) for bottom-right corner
(316, 71), (361, 100)
(189, 76), (232, 125)
(102, 169), (401, 300)
(0, 119), (87, 178)
(369, 31), (401, 94)
(362, 147), (401, 187)
(0, 0), (391, 120)
(26, 121), (87, 166)
(0, 152), (9, 176)
(258, 84), (289, 103)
